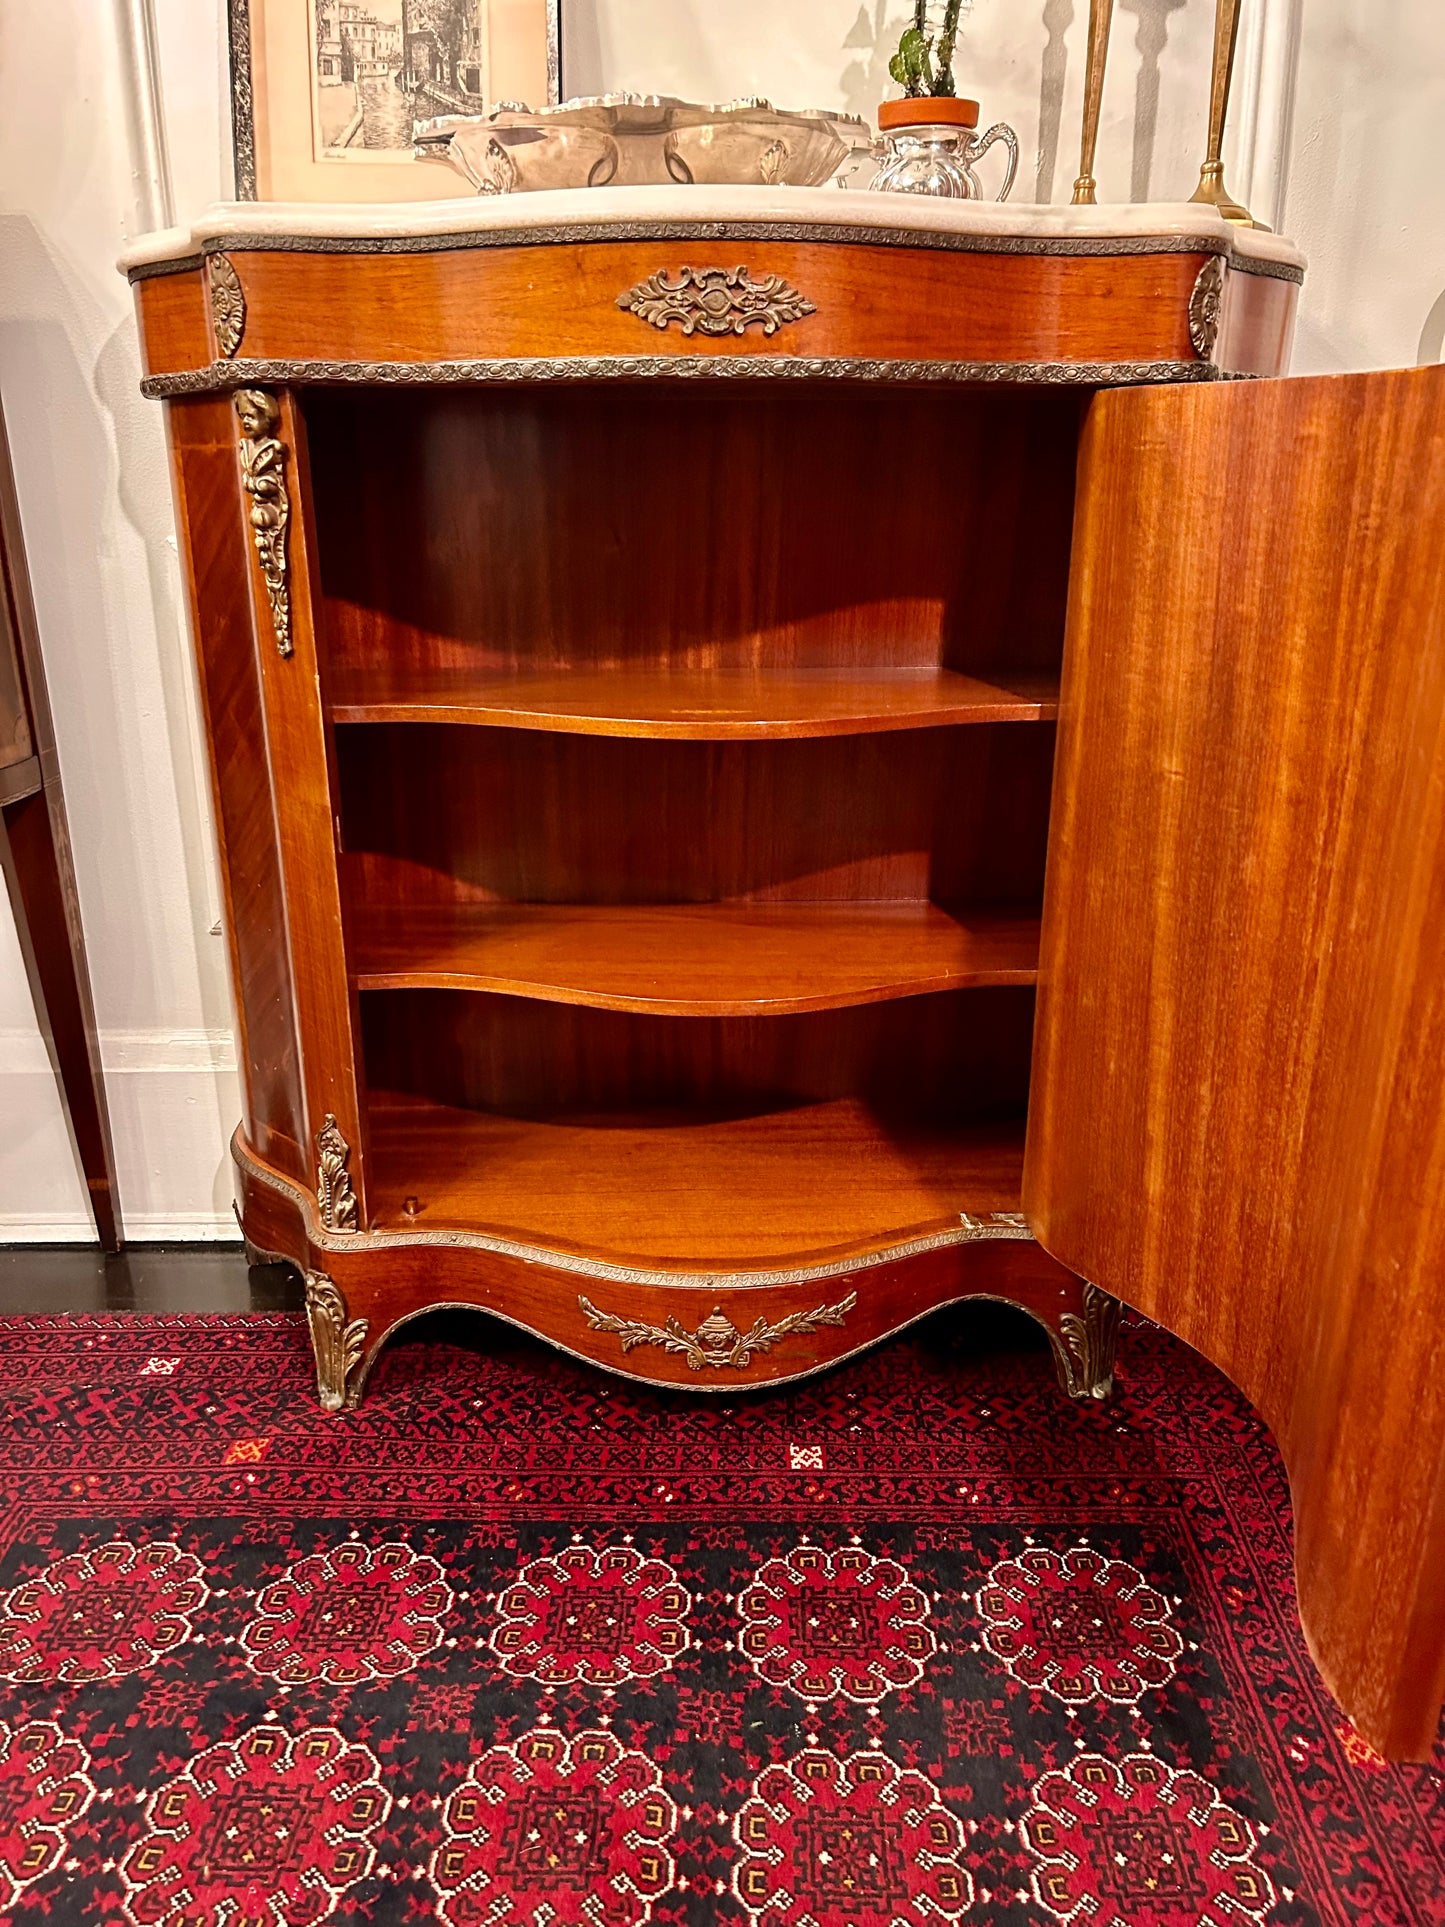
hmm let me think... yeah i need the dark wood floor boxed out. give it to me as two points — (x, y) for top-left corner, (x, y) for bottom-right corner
(0, 1244), (1050, 1369)
(0, 1244), (303, 1315)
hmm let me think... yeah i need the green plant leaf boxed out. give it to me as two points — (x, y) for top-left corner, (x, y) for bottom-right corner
(935, 0), (964, 94)
(896, 25), (930, 94)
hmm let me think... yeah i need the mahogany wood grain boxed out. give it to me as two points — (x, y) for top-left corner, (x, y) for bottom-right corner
(359, 986), (1035, 1128)
(348, 901), (1040, 1012)
(1025, 364), (1445, 1759)
(335, 725), (1057, 910)
(366, 1090), (1026, 1267)
(164, 400), (308, 1184)
(132, 268), (209, 379)
(235, 1128), (1094, 1394)
(143, 242), (1211, 373)
(328, 664), (1061, 736)
(308, 385), (1080, 684)
(0, 756), (39, 811)
(247, 395), (370, 1213)
(1216, 265), (1298, 377)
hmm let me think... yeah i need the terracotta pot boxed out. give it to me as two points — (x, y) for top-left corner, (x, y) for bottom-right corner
(876, 96), (980, 133)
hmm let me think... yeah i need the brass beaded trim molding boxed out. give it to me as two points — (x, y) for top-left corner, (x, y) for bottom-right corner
(231, 1126), (1038, 1291)
(125, 225), (1303, 283)
(142, 354), (1223, 400)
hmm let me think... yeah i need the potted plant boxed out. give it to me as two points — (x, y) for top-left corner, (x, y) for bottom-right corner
(886, 0), (968, 112)
(873, 1), (1018, 199)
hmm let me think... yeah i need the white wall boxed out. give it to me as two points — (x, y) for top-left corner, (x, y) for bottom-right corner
(0, 1), (237, 1240)
(0, 0), (1440, 1239)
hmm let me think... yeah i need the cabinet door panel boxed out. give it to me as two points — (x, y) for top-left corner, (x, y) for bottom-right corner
(1026, 365), (1445, 1759)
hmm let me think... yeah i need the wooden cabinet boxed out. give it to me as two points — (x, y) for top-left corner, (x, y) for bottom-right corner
(123, 197), (1445, 1758)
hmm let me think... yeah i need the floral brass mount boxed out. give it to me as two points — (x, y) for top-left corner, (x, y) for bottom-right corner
(1056, 1280), (1120, 1400)
(315, 1113), (359, 1233)
(617, 266), (816, 338)
(1189, 257), (1226, 362)
(233, 389), (292, 658)
(304, 1271), (367, 1413)
(207, 254), (245, 357)
(579, 1291), (857, 1371)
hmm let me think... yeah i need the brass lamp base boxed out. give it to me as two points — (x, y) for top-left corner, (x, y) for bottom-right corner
(1189, 160), (1269, 230)
(1071, 175), (1098, 206)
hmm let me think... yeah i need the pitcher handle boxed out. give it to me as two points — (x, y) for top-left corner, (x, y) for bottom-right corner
(965, 121), (1019, 201)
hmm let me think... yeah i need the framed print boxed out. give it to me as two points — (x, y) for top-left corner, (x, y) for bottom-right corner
(229, 0), (562, 201)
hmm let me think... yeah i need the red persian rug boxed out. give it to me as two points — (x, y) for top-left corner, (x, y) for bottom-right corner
(0, 1305), (1440, 1927)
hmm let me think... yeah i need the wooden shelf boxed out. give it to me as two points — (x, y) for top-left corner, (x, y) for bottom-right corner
(349, 902), (1040, 1013)
(329, 665), (1059, 738)
(366, 1091), (1026, 1267)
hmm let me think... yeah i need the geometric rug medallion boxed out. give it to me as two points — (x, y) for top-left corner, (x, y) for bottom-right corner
(0, 1307), (1440, 1925)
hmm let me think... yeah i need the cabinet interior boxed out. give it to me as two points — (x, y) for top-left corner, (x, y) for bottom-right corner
(304, 381), (1085, 1267)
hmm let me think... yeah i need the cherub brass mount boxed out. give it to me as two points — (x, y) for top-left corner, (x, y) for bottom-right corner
(233, 389), (292, 657)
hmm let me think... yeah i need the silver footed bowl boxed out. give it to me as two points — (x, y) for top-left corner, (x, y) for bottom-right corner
(414, 94), (873, 194)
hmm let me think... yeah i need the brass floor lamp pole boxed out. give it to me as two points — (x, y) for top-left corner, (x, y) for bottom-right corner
(1071, 0), (1115, 204)
(1189, 0), (1267, 227)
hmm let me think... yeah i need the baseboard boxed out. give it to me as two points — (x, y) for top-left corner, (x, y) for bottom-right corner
(0, 1026), (242, 1244)
(0, 1211), (239, 1244)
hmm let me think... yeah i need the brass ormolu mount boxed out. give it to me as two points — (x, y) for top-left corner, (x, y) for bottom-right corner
(233, 388), (292, 658)
(305, 1271), (367, 1413)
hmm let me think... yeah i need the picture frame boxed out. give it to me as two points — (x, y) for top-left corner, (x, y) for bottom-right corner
(228, 0), (562, 202)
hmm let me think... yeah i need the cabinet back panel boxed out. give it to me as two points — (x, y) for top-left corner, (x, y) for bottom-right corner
(336, 723), (1055, 908)
(306, 385), (1081, 678)
(361, 986), (1034, 1121)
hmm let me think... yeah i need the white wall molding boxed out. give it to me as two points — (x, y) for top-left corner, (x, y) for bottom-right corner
(115, 0), (176, 231)
(1230, 0), (1304, 235)
(0, 1027), (239, 1243)
(0, 1025), (235, 1078)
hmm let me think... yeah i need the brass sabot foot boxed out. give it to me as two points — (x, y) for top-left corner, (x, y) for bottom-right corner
(1189, 161), (1269, 230)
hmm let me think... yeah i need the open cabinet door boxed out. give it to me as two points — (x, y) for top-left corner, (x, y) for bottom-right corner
(1026, 365), (1445, 1761)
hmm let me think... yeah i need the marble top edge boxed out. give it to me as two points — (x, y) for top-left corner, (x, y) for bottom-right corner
(117, 188), (1305, 274)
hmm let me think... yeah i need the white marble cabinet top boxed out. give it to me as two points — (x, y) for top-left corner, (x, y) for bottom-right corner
(119, 187), (1305, 277)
